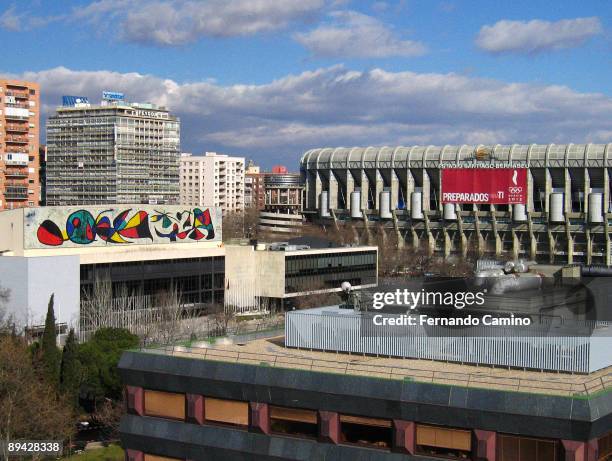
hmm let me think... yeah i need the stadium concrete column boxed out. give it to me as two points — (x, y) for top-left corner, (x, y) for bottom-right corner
(329, 171), (338, 210)
(424, 213), (435, 255)
(586, 228), (592, 266)
(360, 170), (369, 211)
(314, 171), (322, 209)
(474, 209), (484, 256)
(443, 228), (451, 258)
(491, 206), (502, 256)
(527, 215), (537, 260)
(564, 169), (572, 213)
(565, 216), (574, 264)
(544, 168), (552, 213)
(391, 170), (399, 210)
(375, 169), (384, 210)
(457, 212), (468, 258)
(422, 170), (431, 211)
(345, 170), (355, 208)
(548, 227), (556, 264)
(527, 170), (535, 212)
(511, 229), (520, 260)
(392, 211), (404, 249)
(584, 168), (591, 216)
(406, 170), (415, 213)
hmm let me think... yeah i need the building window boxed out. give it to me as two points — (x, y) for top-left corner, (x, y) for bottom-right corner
(143, 390), (185, 420)
(598, 432), (612, 461)
(270, 406), (318, 439)
(204, 397), (248, 427)
(339, 414), (392, 450)
(497, 434), (558, 461)
(416, 424), (472, 459)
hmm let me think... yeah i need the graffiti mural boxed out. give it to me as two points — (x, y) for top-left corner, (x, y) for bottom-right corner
(25, 206), (221, 248)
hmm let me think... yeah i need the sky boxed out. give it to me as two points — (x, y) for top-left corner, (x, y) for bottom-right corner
(1, 0), (611, 169)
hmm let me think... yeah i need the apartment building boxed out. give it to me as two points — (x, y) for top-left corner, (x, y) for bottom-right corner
(0, 79), (40, 209)
(245, 162), (264, 209)
(46, 98), (180, 205)
(180, 152), (244, 212)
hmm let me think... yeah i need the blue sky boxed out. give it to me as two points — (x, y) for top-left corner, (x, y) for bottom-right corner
(1, 0), (611, 168)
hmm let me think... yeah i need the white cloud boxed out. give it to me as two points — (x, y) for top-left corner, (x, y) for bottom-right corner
(5, 66), (612, 166)
(1, 0), (326, 45)
(294, 10), (426, 58)
(476, 17), (603, 54)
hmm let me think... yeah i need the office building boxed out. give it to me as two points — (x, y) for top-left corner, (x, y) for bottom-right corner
(302, 144), (612, 265)
(118, 325), (611, 460)
(0, 79), (40, 209)
(46, 96), (180, 205)
(180, 152), (244, 212)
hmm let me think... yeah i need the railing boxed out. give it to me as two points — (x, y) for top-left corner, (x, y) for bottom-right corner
(5, 124), (28, 132)
(143, 343), (612, 397)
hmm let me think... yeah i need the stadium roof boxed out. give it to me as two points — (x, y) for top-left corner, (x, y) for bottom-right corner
(301, 144), (612, 168)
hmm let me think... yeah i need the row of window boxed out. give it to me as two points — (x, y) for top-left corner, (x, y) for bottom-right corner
(136, 389), (609, 460)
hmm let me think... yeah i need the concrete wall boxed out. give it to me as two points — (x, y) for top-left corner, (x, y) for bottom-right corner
(0, 255), (80, 330)
(224, 245), (285, 311)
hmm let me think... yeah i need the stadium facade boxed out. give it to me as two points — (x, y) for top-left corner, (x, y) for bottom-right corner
(301, 144), (612, 265)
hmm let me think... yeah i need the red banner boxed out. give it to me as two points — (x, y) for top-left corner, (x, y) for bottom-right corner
(441, 168), (527, 204)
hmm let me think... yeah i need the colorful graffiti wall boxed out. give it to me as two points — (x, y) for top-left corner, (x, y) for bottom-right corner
(24, 206), (222, 249)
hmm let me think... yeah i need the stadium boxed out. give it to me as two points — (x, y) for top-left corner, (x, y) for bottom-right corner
(300, 144), (612, 265)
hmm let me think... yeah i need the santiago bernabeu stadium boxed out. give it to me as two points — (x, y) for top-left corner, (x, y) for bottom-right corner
(300, 144), (612, 265)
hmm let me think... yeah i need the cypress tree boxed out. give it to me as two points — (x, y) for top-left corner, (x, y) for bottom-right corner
(60, 328), (81, 407)
(41, 294), (61, 387)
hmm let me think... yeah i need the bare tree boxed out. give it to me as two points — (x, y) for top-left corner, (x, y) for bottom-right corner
(0, 336), (74, 459)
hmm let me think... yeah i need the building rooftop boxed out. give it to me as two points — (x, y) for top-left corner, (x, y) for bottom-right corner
(144, 335), (611, 398)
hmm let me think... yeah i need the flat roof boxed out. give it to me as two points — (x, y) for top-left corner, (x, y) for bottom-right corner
(151, 335), (611, 398)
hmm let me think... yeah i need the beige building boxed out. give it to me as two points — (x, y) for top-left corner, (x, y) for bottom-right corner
(180, 152), (245, 212)
(0, 79), (40, 210)
(224, 241), (378, 312)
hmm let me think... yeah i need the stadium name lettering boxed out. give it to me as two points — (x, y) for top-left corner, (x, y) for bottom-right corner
(439, 161), (528, 169)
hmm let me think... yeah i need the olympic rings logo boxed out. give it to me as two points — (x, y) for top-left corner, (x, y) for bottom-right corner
(509, 187), (523, 194)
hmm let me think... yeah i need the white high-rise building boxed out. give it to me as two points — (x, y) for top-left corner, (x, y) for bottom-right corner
(180, 152), (245, 212)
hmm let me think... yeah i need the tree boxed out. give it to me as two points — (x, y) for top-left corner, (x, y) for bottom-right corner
(60, 328), (81, 407)
(0, 336), (74, 459)
(41, 294), (61, 386)
(78, 328), (139, 404)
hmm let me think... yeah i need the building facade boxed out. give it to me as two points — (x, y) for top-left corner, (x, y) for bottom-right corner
(118, 344), (612, 460)
(46, 100), (180, 205)
(0, 205), (223, 335)
(258, 173), (304, 233)
(0, 79), (40, 209)
(180, 153), (244, 212)
(224, 241), (377, 312)
(245, 163), (264, 209)
(301, 144), (612, 266)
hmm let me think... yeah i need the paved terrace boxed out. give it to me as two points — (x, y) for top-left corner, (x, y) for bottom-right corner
(143, 336), (612, 398)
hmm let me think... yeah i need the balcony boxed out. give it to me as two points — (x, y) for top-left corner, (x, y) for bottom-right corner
(5, 135), (28, 144)
(3, 153), (29, 166)
(5, 90), (29, 99)
(4, 169), (28, 179)
(5, 123), (28, 133)
(4, 186), (28, 200)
